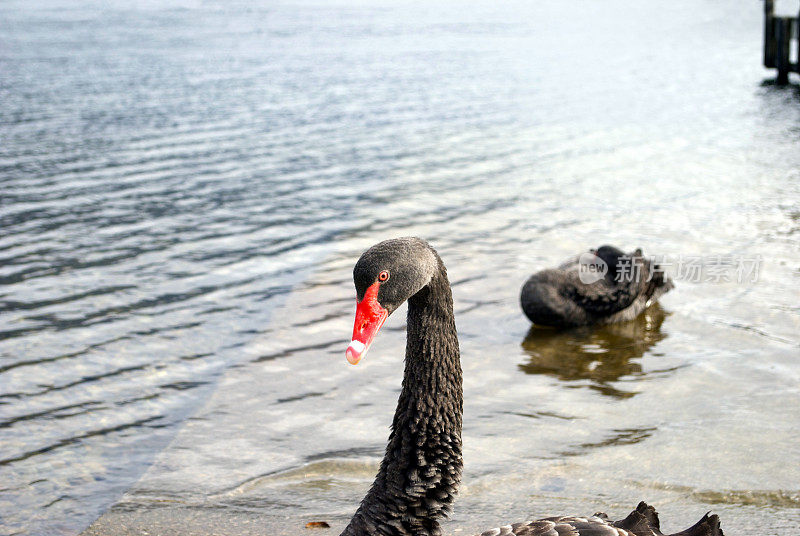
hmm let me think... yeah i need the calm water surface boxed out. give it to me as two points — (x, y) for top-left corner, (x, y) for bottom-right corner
(1, 1), (799, 535)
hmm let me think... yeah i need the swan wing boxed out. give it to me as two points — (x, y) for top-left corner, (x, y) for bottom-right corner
(477, 516), (636, 536)
(562, 274), (640, 317)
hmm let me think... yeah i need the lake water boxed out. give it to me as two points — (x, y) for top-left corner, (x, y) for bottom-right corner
(1, 1), (799, 535)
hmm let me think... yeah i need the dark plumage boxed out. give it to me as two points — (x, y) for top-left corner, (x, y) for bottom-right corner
(478, 502), (722, 536)
(342, 238), (721, 536)
(343, 238), (462, 536)
(520, 246), (674, 328)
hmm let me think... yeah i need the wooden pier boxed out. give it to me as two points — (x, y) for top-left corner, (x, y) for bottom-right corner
(764, 0), (800, 83)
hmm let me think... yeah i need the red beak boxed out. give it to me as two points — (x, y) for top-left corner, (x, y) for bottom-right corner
(346, 282), (388, 365)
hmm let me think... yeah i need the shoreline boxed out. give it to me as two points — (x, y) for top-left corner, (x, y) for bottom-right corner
(81, 507), (349, 536)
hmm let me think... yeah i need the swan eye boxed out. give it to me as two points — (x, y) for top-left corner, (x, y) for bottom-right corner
(378, 270), (390, 282)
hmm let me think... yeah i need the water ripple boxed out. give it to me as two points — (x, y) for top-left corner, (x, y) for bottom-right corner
(2, 1), (799, 535)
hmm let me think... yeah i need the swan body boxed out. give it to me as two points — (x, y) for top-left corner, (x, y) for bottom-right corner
(342, 238), (720, 536)
(521, 246), (673, 328)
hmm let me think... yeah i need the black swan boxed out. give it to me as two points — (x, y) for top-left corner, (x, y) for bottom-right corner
(341, 237), (721, 536)
(520, 245), (674, 328)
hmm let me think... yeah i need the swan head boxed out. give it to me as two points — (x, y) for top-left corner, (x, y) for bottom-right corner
(592, 245), (627, 280)
(346, 237), (438, 365)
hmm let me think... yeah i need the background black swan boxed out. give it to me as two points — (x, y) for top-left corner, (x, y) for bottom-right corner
(520, 245), (673, 328)
(341, 238), (721, 536)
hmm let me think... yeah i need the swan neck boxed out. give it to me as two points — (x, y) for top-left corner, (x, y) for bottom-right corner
(341, 260), (463, 536)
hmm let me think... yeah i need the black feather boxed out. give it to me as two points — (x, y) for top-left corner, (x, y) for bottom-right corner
(520, 246), (673, 327)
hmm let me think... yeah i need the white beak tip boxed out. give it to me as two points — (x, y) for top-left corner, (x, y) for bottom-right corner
(346, 340), (367, 365)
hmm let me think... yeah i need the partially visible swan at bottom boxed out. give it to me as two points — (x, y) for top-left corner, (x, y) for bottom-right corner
(340, 237), (722, 536)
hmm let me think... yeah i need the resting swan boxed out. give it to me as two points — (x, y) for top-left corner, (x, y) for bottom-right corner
(521, 246), (673, 327)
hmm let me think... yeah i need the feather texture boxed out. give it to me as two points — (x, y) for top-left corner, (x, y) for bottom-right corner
(520, 246), (673, 327)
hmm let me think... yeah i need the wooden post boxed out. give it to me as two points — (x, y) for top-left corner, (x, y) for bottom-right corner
(797, 12), (800, 74)
(776, 17), (791, 83)
(765, 0), (775, 68)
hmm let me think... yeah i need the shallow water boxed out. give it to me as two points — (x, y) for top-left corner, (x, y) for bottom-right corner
(1, 1), (799, 535)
